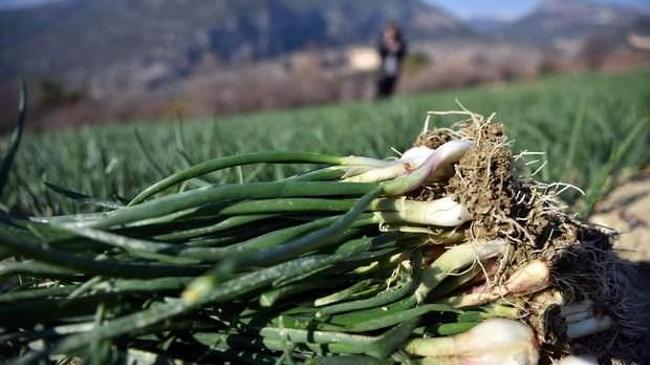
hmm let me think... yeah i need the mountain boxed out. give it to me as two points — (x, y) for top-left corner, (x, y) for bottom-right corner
(0, 0), (468, 90)
(500, 0), (647, 45)
(465, 17), (509, 33)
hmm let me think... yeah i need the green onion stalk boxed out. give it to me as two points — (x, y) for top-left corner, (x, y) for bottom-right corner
(0, 131), (605, 365)
(0, 140), (470, 355)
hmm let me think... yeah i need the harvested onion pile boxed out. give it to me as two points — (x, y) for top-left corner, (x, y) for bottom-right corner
(0, 111), (639, 364)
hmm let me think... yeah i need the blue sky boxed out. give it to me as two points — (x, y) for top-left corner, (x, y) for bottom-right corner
(1, 0), (648, 19)
(426, 0), (538, 20)
(0, 0), (66, 8)
(425, 0), (650, 20)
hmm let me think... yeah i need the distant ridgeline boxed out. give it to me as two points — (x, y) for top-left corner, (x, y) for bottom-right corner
(0, 0), (465, 84)
(0, 0), (646, 93)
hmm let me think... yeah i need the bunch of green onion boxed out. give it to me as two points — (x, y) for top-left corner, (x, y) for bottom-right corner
(1, 138), (557, 365)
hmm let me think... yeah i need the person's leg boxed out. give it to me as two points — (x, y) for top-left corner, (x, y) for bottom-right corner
(377, 76), (398, 99)
(384, 76), (397, 97)
(377, 76), (389, 99)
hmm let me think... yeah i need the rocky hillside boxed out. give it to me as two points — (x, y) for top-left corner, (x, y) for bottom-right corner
(0, 0), (467, 89)
(500, 0), (647, 46)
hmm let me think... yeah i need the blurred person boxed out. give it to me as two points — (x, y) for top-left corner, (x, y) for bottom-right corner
(377, 21), (406, 98)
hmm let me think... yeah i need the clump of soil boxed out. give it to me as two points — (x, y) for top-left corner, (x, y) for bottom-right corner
(414, 111), (642, 363)
(413, 127), (455, 150)
(417, 114), (579, 258)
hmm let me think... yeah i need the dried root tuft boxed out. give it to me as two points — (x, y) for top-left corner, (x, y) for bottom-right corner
(414, 110), (642, 364)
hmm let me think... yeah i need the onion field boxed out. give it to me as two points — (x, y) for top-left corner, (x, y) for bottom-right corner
(0, 68), (649, 364)
(2, 68), (649, 216)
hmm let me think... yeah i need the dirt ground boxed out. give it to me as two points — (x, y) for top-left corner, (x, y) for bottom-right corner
(589, 169), (650, 363)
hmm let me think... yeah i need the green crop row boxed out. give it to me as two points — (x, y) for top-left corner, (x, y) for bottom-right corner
(1, 69), (648, 216)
